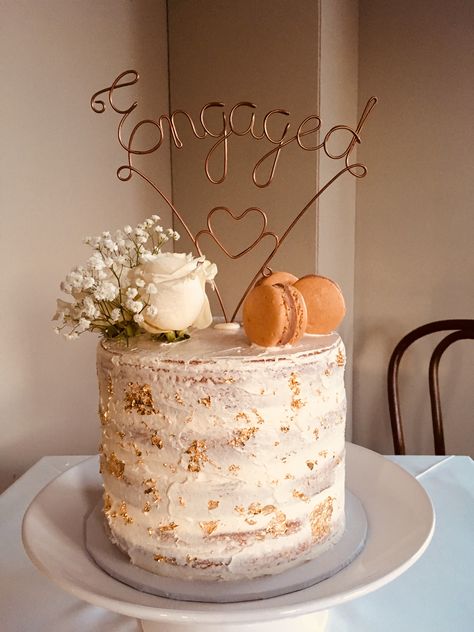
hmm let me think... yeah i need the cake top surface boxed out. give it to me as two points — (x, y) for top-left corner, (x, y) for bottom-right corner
(99, 321), (341, 366)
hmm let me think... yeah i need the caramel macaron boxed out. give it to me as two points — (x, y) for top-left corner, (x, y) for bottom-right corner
(256, 271), (299, 287)
(243, 283), (307, 347)
(293, 275), (345, 334)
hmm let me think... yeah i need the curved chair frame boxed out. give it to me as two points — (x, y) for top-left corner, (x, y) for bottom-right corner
(387, 319), (474, 455)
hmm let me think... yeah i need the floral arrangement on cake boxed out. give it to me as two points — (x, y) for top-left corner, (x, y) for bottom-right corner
(53, 215), (217, 342)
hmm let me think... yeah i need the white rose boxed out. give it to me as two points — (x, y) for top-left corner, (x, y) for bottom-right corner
(133, 252), (217, 333)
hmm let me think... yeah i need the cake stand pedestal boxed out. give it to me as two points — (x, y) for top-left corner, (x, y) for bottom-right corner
(22, 443), (434, 632)
(139, 611), (328, 632)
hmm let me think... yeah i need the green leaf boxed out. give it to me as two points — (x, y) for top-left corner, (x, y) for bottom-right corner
(151, 329), (191, 343)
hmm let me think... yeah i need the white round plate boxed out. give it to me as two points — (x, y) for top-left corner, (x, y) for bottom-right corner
(22, 443), (434, 626)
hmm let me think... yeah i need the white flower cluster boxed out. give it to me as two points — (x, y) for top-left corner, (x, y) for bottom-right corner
(54, 215), (181, 340)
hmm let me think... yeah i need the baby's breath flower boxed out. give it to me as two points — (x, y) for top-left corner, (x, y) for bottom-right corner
(54, 215), (199, 342)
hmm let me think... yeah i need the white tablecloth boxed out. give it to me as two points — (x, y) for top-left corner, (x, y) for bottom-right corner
(1, 454), (473, 631)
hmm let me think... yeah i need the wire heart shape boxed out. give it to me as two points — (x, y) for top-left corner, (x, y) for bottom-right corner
(195, 206), (278, 259)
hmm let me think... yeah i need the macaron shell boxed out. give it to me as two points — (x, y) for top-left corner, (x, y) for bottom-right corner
(293, 275), (346, 334)
(243, 284), (307, 347)
(256, 271), (299, 287)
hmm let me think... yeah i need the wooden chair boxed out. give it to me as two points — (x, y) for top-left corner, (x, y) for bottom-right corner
(387, 319), (474, 455)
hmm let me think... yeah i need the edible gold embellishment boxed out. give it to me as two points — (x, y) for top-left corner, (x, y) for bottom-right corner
(99, 406), (109, 426)
(178, 496), (186, 507)
(228, 464), (240, 474)
(159, 522), (178, 533)
(293, 489), (310, 502)
(235, 412), (250, 423)
(103, 493), (112, 514)
(229, 426), (259, 448)
(248, 503), (276, 516)
(313, 428), (320, 440)
(124, 383), (156, 415)
(143, 502), (151, 513)
(154, 553), (178, 565)
(310, 497), (334, 543)
(151, 433), (164, 449)
(306, 460), (315, 470)
(118, 500), (133, 524)
(280, 425), (290, 433)
(208, 500), (219, 510)
(289, 372), (305, 410)
(245, 518), (257, 525)
(336, 349), (345, 366)
(266, 510), (288, 537)
(186, 439), (209, 472)
(199, 520), (219, 535)
(318, 450), (329, 458)
(143, 478), (160, 502)
(198, 396), (211, 407)
(175, 392), (184, 405)
(103, 452), (125, 479)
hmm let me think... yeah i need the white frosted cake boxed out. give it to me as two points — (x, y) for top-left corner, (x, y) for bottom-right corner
(97, 324), (346, 581)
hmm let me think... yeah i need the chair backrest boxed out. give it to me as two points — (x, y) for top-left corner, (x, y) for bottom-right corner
(387, 319), (474, 455)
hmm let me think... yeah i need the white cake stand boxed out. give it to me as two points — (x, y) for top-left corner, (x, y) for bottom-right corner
(22, 443), (434, 632)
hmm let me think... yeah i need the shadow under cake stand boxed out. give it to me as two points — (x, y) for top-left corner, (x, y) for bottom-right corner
(22, 443), (434, 632)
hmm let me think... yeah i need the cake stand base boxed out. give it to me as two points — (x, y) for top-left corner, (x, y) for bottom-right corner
(139, 610), (328, 632)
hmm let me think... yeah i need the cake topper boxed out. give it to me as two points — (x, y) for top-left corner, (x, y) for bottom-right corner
(91, 70), (376, 322)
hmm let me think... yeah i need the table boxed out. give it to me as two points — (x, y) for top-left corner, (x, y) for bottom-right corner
(1, 454), (473, 631)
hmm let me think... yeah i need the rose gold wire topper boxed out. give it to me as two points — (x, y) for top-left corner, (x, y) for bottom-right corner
(91, 70), (377, 323)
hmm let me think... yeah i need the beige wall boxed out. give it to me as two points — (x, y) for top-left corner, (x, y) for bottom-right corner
(354, 0), (474, 455)
(0, 0), (171, 491)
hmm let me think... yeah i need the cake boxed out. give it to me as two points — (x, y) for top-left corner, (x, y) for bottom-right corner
(97, 324), (346, 581)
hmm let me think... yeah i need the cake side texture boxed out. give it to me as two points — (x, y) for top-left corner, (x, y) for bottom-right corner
(97, 326), (346, 580)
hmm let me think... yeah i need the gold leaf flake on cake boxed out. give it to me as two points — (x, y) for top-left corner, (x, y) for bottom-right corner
(266, 510), (288, 537)
(186, 439), (209, 472)
(103, 493), (112, 515)
(235, 412), (251, 423)
(292, 489), (310, 502)
(124, 383), (156, 415)
(143, 478), (161, 502)
(234, 505), (245, 515)
(147, 527), (154, 536)
(118, 501), (133, 524)
(153, 553), (178, 565)
(229, 426), (259, 448)
(284, 473), (294, 480)
(159, 522), (178, 533)
(280, 425), (290, 433)
(150, 433), (164, 449)
(198, 396), (211, 408)
(199, 520), (219, 535)
(208, 500), (219, 510)
(289, 372), (305, 410)
(310, 497), (334, 543)
(143, 502), (151, 513)
(313, 428), (320, 441)
(251, 408), (265, 424)
(106, 377), (113, 395)
(336, 349), (345, 367)
(247, 503), (276, 516)
(131, 443), (142, 457)
(245, 518), (257, 525)
(228, 464), (240, 474)
(103, 451), (125, 479)
(178, 496), (186, 507)
(99, 406), (109, 426)
(318, 450), (329, 458)
(306, 460), (315, 470)
(175, 392), (184, 405)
